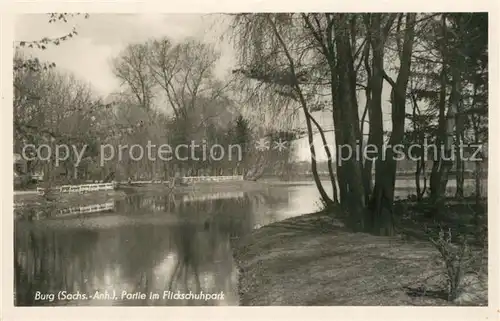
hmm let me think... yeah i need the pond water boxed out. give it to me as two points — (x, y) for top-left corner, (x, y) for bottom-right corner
(14, 179), (483, 306)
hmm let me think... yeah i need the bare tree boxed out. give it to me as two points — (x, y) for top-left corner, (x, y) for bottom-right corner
(112, 43), (156, 110)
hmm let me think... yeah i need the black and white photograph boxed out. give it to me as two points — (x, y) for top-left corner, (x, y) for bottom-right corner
(8, 9), (493, 312)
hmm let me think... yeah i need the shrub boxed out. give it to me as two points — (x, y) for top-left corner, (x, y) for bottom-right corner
(427, 228), (479, 301)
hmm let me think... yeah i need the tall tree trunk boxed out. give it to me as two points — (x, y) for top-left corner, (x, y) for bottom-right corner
(474, 154), (482, 204)
(331, 56), (349, 207)
(303, 13), (346, 208)
(310, 113), (339, 204)
(415, 159), (422, 199)
(455, 130), (465, 198)
(369, 13), (416, 236)
(430, 14), (461, 215)
(334, 14), (366, 231)
(416, 158), (427, 200)
(303, 107), (334, 207)
(430, 62), (448, 203)
(266, 15), (334, 207)
(472, 113), (483, 206)
(455, 161), (464, 198)
(436, 62), (460, 204)
(364, 13), (389, 208)
(361, 15), (373, 202)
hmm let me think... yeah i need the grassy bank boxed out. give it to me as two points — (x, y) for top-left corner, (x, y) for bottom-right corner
(231, 210), (487, 306)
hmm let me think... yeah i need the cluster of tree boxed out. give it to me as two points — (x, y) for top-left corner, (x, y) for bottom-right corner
(229, 13), (488, 235)
(108, 38), (245, 179)
(14, 50), (110, 183)
(14, 13), (298, 186)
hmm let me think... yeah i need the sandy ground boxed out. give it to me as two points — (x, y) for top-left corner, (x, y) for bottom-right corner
(231, 212), (488, 306)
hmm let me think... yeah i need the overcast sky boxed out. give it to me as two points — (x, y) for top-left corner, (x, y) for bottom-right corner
(15, 14), (236, 95)
(14, 13), (392, 162)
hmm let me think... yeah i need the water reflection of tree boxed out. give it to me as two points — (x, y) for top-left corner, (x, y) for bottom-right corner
(168, 220), (202, 294)
(15, 192), (261, 306)
(116, 192), (185, 214)
(14, 224), (101, 306)
(162, 195), (255, 305)
(246, 189), (290, 225)
(111, 196), (249, 305)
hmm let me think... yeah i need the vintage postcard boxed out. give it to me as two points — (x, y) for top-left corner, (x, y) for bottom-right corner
(1, 1), (498, 320)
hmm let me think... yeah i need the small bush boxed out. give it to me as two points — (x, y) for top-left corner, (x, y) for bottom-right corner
(427, 228), (479, 301)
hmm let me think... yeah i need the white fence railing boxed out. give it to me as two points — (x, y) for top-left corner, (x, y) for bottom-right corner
(35, 176), (243, 194)
(37, 182), (116, 195)
(119, 176), (244, 185)
(121, 180), (166, 184)
(57, 201), (115, 217)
